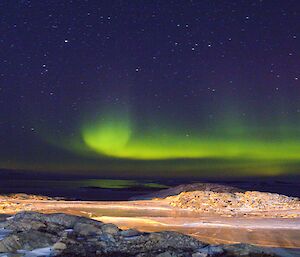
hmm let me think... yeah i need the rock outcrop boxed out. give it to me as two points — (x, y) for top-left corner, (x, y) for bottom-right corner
(132, 182), (300, 217)
(0, 211), (284, 256)
(166, 190), (300, 215)
(0, 194), (62, 215)
(0, 193), (62, 201)
(133, 183), (242, 200)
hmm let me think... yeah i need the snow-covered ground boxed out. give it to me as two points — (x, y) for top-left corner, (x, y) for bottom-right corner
(0, 197), (300, 248)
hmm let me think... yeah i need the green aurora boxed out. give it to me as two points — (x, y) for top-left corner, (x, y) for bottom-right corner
(80, 109), (300, 162)
(11, 104), (298, 177)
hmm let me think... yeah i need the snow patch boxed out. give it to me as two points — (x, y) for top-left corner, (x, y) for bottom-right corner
(17, 247), (53, 257)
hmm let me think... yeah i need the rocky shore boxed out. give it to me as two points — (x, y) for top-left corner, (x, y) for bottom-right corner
(0, 211), (286, 257)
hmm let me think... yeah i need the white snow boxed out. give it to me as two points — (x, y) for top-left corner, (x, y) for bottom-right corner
(17, 247), (53, 257)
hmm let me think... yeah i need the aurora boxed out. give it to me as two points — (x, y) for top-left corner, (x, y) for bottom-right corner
(82, 111), (132, 157)
(80, 110), (300, 161)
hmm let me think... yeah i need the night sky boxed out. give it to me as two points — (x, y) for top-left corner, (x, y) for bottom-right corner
(1, 1), (300, 177)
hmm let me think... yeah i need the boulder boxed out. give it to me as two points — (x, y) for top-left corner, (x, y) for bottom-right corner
(0, 235), (22, 252)
(105, 231), (205, 255)
(101, 223), (119, 235)
(120, 228), (141, 237)
(0, 230), (57, 252)
(156, 251), (178, 257)
(3, 219), (46, 232)
(147, 231), (205, 251)
(197, 245), (224, 256)
(73, 222), (102, 236)
(222, 243), (277, 256)
(52, 241), (67, 251)
(11, 211), (101, 229)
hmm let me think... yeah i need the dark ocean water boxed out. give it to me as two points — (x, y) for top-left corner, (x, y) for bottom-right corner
(0, 170), (300, 200)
